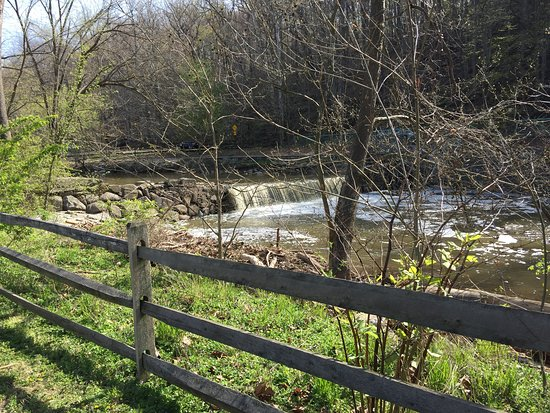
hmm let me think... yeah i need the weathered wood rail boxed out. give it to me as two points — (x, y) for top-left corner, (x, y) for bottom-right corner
(0, 212), (548, 412)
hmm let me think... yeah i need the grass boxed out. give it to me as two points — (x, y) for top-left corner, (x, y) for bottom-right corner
(0, 225), (548, 412)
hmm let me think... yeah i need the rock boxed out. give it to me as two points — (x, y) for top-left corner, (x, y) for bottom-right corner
(188, 204), (200, 217)
(124, 190), (140, 200)
(87, 201), (107, 214)
(202, 207), (210, 215)
(179, 214), (190, 220)
(109, 204), (123, 218)
(108, 185), (122, 196)
(121, 184), (139, 199)
(100, 192), (121, 202)
(64, 195), (86, 211)
(121, 184), (137, 193)
(183, 195), (192, 207)
(151, 193), (173, 209)
(52, 177), (102, 196)
(84, 194), (99, 204)
(174, 204), (188, 215)
(50, 196), (63, 211)
(210, 195), (218, 203)
(164, 210), (180, 221)
(150, 192), (161, 204)
(161, 197), (175, 209)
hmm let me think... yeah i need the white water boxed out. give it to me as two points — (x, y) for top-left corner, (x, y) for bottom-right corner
(228, 177), (343, 210)
(184, 182), (545, 298)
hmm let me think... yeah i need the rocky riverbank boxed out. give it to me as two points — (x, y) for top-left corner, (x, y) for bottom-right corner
(50, 177), (233, 220)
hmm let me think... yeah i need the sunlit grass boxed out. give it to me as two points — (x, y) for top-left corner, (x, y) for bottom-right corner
(0, 228), (547, 412)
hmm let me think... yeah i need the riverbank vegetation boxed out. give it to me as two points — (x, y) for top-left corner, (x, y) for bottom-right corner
(0, 221), (548, 412)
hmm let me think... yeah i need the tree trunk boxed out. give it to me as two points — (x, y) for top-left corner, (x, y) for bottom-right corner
(0, 0), (11, 138)
(329, 0), (385, 279)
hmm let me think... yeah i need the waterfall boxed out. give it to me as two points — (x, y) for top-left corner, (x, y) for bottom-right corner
(227, 177), (343, 210)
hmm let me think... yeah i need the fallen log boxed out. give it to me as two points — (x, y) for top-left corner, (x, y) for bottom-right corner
(426, 286), (549, 313)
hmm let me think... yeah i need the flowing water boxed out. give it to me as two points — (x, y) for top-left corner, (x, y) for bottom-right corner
(182, 178), (546, 301)
(100, 171), (546, 300)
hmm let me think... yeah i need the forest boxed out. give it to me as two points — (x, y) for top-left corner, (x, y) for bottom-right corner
(0, 0), (547, 147)
(0, 0), (549, 275)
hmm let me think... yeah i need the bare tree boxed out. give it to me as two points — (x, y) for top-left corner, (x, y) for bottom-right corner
(0, 0), (11, 137)
(7, 0), (129, 203)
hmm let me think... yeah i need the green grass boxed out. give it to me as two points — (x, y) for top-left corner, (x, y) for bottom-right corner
(0, 227), (548, 412)
(425, 339), (550, 413)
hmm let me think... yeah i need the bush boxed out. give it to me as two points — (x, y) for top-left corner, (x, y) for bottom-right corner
(0, 116), (50, 216)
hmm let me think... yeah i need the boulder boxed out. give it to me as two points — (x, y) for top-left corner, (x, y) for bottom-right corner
(108, 185), (122, 196)
(84, 194), (99, 204)
(50, 196), (63, 211)
(164, 210), (180, 221)
(109, 204), (123, 218)
(179, 214), (191, 220)
(183, 195), (192, 207)
(150, 192), (161, 205)
(188, 204), (200, 217)
(123, 190), (140, 200)
(64, 195), (86, 211)
(52, 177), (102, 196)
(121, 184), (139, 199)
(173, 204), (188, 215)
(100, 192), (121, 202)
(87, 201), (107, 214)
(121, 183), (137, 193)
(151, 193), (173, 209)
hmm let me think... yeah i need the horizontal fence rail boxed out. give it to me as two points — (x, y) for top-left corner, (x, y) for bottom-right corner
(0, 247), (132, 308)
(1, 214), (548, 412)
(138, 246), (550, 353)
(142, 301), (497, 413)
(0, 212), (128, 253)
(143, 355), (283, 413)
(0, 286), (278, 413)
(0, 286), (135, 360)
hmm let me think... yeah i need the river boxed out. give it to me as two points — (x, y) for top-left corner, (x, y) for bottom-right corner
(103, 173), (546, 301)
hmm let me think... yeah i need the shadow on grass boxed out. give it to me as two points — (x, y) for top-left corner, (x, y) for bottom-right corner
(0, 322), (187, 413)
(0, 375), (65, 413)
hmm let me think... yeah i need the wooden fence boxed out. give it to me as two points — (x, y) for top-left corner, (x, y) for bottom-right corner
(0, 212), (549, 412)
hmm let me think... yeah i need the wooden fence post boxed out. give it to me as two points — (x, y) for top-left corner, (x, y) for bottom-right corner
(127, 222), (156, 381)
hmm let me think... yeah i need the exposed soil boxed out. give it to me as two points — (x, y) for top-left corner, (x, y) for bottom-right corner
(149, 227), (325, 274)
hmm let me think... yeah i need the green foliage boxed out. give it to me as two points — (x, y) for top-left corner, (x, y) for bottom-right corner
(51, 51), (108, 149)
(93, 199), (159, 238)
(174, 60), (227, 145)
(425, 339), (550, 413)
(0, 228), (547, 412)
(529, 259), (549, 278)
(0, 117), (50, 216)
